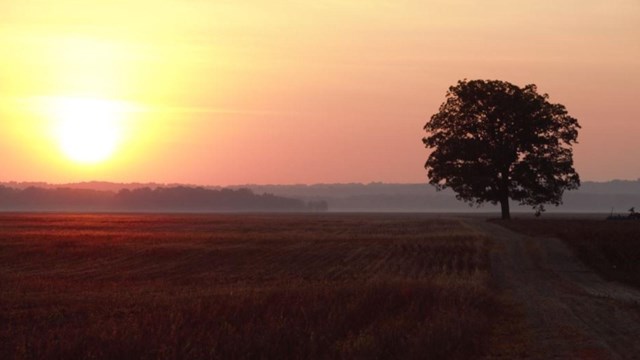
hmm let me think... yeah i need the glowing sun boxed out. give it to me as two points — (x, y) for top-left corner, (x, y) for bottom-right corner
(51, 97), (126, 164)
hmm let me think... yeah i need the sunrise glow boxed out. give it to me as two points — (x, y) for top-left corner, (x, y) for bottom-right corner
(50, 97), (127, 164)
(0, 1), (638, 184)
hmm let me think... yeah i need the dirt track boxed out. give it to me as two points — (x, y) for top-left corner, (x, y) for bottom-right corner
(465, 219), (640, 359)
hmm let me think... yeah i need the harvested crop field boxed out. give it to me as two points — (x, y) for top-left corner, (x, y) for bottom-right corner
(0, 214), (498, 359)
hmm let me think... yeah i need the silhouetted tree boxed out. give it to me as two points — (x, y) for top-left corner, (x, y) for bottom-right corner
(423, 79), (580, 219)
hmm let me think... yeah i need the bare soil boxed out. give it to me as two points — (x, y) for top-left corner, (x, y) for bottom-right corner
(465, 218), (640, 360)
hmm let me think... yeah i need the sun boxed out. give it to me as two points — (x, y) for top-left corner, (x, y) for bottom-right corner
(50, 97), (126, 164)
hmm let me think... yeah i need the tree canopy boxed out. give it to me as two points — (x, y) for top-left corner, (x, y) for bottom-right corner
(423, 79), (580, 219)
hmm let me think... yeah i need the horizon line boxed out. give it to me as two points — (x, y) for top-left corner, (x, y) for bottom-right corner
(1, 178), (639, 189)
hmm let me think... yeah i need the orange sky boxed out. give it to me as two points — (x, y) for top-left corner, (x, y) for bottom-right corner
(1, 1), (639, 185)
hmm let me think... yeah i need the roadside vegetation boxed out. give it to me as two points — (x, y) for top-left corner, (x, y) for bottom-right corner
(495, 218), (640, 288)
(0, 214), (500, 359)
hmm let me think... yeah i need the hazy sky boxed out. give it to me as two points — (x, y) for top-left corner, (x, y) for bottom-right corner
(1, 1), (638, 185)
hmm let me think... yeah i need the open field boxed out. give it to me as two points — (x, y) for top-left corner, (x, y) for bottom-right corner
(494, 218), (640, 288)
(0, 214), (498, 359)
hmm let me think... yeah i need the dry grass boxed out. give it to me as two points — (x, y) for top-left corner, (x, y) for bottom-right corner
(494, 218), (640, 288)
(0, 214), (498, 359)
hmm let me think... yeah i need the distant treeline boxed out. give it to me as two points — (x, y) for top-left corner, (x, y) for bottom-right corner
(1, 180), (638, 213)
(231, 182), (640, 213)
(0, 186), (328, 212)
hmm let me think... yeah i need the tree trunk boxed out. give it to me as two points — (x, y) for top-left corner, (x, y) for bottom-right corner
(500, 197), (510, 220)
(499, 168), (511, 220)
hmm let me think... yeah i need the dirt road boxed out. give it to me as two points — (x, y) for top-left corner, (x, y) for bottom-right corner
(464, 219), (640, 360)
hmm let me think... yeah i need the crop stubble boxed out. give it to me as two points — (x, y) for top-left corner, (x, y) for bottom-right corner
(0, 214), (498, 359)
